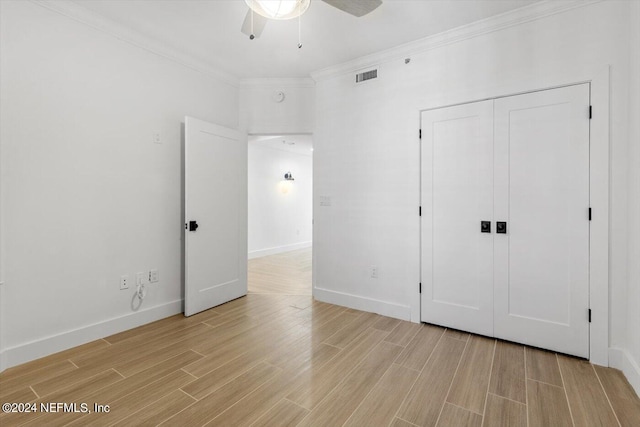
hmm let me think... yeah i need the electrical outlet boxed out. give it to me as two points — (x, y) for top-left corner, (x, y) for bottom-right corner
(120, 275), (129, 290)
(149, 269), (159, 283)
(370, 266), (378, 279)
(153, 132), (161, 144)
(319, 196), (332, 207)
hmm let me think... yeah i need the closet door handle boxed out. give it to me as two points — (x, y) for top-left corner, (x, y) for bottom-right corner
(481, 221), (491, 233)
(496, 221), (507, 234)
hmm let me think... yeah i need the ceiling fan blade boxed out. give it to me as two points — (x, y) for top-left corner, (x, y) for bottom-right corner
(241, 9), (267, 38)
(321, 0), (382, 17)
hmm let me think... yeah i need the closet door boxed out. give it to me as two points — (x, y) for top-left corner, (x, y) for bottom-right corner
(493, 84), (590, 357)
(420, 100), (494, 336)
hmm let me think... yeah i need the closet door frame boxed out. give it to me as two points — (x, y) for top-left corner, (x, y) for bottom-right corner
(418, 66), (610, 365)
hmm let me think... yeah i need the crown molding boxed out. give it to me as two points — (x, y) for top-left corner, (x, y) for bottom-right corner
(239, 78), (316, 88)
(30, 0), (240, 87)
(311, 0), (602, 82)
(28, 0), (602, 86)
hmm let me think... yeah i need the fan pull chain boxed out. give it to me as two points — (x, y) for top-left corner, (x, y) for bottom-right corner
(298, 13), (302, 48)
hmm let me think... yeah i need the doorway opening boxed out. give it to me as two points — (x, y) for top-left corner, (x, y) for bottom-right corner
(247, 134), (313, 295)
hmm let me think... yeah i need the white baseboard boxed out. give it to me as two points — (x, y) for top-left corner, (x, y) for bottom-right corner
(609, 347), (640, 396)
(1, 299), (182, 372)
(248, 241), (312, 259)
(314, 287), (411, 321)
(0, 349), (7, 373)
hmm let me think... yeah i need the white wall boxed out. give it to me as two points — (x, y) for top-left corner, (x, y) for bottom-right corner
(239, 78), (315, 134)
(0, 111), (4, 369)
(248, 143), (313, 258)
(623, 0), (640, 393)
(0, 0), (238, 369)
(240, 77), (315, 259)
(312, 0), (636, 383)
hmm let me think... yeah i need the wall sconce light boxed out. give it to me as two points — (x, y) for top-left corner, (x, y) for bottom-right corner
(280, 171), (294, 194)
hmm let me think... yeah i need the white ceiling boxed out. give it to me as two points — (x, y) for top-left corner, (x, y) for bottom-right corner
(249, 134), (314, 156)
(71, 0), (540, 79)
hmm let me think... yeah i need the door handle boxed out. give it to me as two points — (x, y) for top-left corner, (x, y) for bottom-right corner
(496, 221), (507, 234)
(481, 221), (491, 233)
(187, 220), (199, 232)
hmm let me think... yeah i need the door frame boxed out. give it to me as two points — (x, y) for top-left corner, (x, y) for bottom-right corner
(418, 66), (610, 365)
(245, 132), (315, 293)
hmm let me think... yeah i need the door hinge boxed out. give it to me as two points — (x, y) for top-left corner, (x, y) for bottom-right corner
(589, 105), (592, 119)
(589, 207), (592, 221)
(419, 129), (422, 139)
(588, 308), (592, 323)
(419, 206), (422, 216)
(419, 283), (422, 294)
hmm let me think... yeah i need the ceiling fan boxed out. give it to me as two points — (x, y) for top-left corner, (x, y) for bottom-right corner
(241, 0), (383, 41)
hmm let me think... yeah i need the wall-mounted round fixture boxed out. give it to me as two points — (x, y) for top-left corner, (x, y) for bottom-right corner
(284, 171), (295, 181)
(272, 91), (285, 103)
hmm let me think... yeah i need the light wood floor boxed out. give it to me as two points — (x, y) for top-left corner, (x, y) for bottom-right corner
(1, 294), (639, 426)
(248, 248), (312, 295)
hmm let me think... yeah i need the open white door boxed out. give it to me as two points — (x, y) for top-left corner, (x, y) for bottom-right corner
(184, 117), (247, 317)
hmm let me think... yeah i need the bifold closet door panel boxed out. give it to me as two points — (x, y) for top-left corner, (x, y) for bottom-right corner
(493, 84), (590, 358)
(420, 100), (494, 336)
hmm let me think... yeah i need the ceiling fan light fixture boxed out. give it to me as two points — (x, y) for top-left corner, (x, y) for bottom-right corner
(245, 0), (310, 20)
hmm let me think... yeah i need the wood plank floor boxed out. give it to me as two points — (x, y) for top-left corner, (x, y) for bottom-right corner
(2, 248), (639, 426)
(248, 248), (312, 295)
(1, 295), (639, 426)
